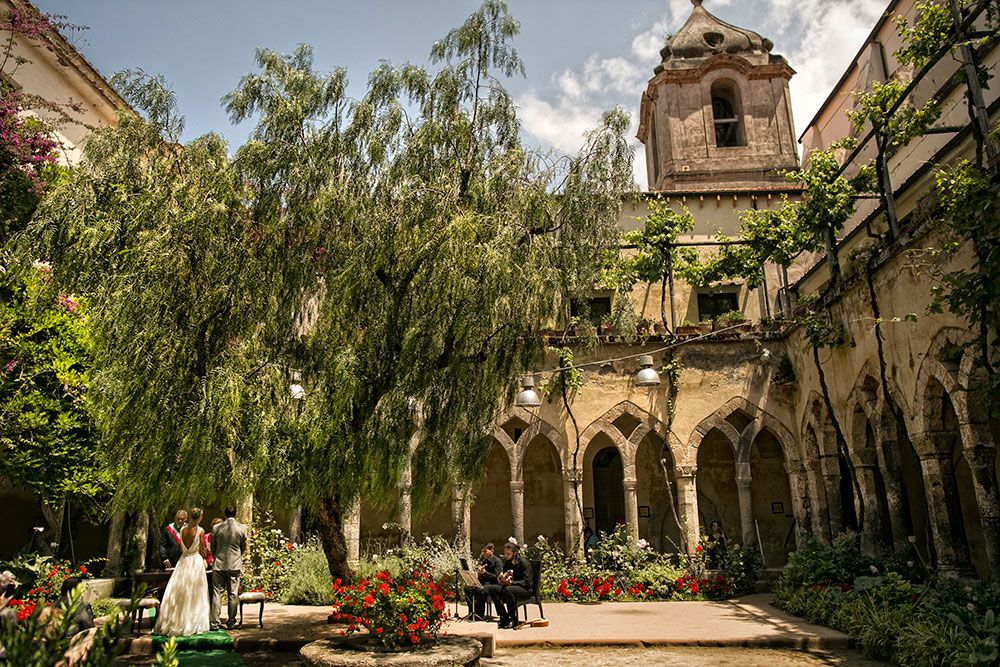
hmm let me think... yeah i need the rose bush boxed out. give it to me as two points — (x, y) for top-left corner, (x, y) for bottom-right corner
(242, 514), (296, 600)
(331, 568), (450, 649)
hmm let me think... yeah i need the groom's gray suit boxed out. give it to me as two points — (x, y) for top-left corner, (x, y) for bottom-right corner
(210, 516), (247, 629)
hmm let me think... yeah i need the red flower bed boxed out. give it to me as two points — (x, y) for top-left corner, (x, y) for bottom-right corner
(676, 573), (732, 599)
(331, 569), (450, 649)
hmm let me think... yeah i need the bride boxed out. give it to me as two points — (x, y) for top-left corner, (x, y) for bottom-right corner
(155, 507), (210, 636)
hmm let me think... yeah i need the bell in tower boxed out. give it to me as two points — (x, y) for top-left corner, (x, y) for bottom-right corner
(637, 0), (800, 192)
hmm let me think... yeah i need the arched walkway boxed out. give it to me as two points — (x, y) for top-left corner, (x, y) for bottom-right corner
(749, 428), (795, 567)
(470, 441), (514, 549)
(696, 428), (740, 545)
(522, 435), (565, 546)
(636, 433), (681, 553)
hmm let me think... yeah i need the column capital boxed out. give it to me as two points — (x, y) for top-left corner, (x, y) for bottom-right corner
(510, 480), (525, 492)
(623, 478), (638, 490)
(676, 465), (697, 477)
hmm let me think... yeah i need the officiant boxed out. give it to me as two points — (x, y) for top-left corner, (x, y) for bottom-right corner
(465, 542), (502, 621)
(159, 509), (187, 570)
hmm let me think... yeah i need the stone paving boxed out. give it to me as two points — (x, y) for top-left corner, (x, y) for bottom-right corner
(121, 594), (849, 656)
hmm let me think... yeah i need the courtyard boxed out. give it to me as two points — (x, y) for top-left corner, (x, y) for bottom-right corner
(1, 0), (1000, 665)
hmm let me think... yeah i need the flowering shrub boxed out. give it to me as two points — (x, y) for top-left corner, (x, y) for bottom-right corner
(356, 534), (461, 583)
(16, 558), (95, 603)
(5, 598), (38, 621)
(242, 514), (296, 600)
(556, 574), (615, 602)
(675, 573), (731, 600)
(331, 569), (450, 649)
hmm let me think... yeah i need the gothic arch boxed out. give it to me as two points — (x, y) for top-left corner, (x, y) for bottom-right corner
(914, 327), (968, 455)
(580, 401), (659, 478)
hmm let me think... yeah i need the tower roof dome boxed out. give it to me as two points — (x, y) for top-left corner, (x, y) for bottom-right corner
(656, 0), (778, 72)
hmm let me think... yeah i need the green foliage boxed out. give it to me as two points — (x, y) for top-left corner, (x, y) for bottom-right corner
(355, 535), (463, 583)
(716, 543), (762, 597)
(847, 78), (941, 157)
(0, 261), (106, 506)
(928, 160), (1000, 414)
(621, 200), (695, 284)
(155, 637), (179, 667)
(242, 515), (296, 600)
(0, 584), (133, 666)
(895, 1), (954, 68)
(89, 597), (121, 619)
(22, 3), (633, 570)
(774, 537), (1000, 666)
(776, 533), (868, 590)
(280, 536), (335, 606)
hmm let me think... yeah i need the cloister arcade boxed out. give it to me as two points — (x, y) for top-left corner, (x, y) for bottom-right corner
(352, 327), (1000, 580)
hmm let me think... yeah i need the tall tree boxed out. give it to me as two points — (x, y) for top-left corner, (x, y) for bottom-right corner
(26, 0), (633, 579)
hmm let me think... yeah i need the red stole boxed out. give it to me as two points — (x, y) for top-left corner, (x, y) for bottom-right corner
(166, 523), (182, 545)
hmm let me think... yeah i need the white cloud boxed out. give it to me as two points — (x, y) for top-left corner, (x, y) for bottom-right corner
(515, 0), (887, 190)
(779, 0), (886, 136)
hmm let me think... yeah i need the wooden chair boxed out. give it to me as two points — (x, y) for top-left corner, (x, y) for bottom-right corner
(517, 559), (544, 622)
(129, 572), (170, 634)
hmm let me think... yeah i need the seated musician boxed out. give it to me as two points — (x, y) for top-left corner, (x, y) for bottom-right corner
(486, 539), (533, 629)
(465, 542), (502, 621)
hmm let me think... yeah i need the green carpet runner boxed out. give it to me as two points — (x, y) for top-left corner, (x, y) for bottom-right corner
(152, 630), (244, 666)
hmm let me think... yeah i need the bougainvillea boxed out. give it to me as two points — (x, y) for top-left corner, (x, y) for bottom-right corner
(331, 569), (450, 649)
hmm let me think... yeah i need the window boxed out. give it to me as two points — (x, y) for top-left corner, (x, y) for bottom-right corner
(697, 292), (739, 321)
(570, 297), (612, 327)
(711, 80), (744, 148)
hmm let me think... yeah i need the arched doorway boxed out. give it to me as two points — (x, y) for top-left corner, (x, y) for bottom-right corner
(636, 434), (681, 553)
(592, 447), (625, 536)
(696, 429), (739, 544)
(522, 436), (564, 546)
(749, 429), (794, 567)
(470, 441), (513, 549)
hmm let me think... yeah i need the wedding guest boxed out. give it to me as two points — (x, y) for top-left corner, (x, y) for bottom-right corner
(205, 518), (223, 568)
(0, 571), (20, 630)
(707, 520), (728, 569)
(584, 525), (599, 560)
(159, 509), (187, 570)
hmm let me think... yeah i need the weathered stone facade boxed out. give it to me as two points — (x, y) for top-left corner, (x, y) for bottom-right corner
(358, 0), (1000, 582)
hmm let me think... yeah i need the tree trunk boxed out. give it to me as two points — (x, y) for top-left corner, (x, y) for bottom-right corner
(104, 513), (127, 577)
(316, 494), (353, 583)
(38, 495), (65, 557)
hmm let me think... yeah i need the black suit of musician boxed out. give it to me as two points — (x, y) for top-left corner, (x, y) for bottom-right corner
(465, 543), (503, 620)
(486, 541), (533, 629)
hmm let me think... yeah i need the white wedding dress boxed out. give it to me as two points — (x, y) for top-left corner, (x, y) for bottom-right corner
(155, 526), (210, 636)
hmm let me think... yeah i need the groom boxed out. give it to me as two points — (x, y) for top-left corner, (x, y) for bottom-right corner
(210, 506), (247, 631)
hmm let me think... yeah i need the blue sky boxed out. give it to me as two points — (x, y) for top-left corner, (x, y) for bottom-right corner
(34, 0), (889, 187)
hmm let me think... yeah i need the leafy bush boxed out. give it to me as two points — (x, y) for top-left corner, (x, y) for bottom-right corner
(356, 534), (462, 583)
(331, 569), (449, 648)
(718, 543), (761, 596)
(774, 539), (1000, 666)
(281, 537), (334, 606)
(89, 597), (122, 619)
(6, 555), (97, 603)
(0, 584), (135, 666)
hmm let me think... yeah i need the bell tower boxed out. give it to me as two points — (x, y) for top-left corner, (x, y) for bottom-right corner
(637, 0), (799, 191)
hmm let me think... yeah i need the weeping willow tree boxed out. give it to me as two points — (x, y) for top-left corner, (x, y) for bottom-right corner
(24, 0), (633, 579)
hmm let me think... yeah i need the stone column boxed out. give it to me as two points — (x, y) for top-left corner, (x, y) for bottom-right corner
(803, 460), (831, 542)
(451, 487), (470, 554)
(918, 452), (971, 574)
(510, 480), (525, 546)
(675, 467), (700, 554)
(344, 497), (361, 565)
(563, 471), (584, 559)
(786, 468), (808, 547)
(132, 511), (150, 572)
(855, 463), (884, 553)
(623, 478), (639, 540)
(820, 455), (844, 537)
(398, 457), (413, 546)
(964, 442), (1000, 577)
(880, 465), (910, 552)
(736, 462), (754, 547)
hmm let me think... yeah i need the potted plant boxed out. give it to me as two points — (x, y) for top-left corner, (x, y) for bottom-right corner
(676, 320), (700, 336)
(716, 310), (751, 334)
(697, 320), (714, 334)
